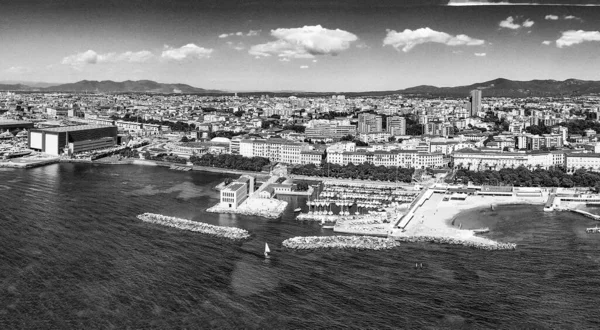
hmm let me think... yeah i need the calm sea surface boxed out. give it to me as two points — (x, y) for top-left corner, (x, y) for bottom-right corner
(1, 163), (600, 329)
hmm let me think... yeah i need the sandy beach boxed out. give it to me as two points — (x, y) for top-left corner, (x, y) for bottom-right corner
(392, 192), (547, 247)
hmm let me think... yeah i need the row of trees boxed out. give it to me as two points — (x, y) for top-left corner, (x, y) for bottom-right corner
(189, 153), (270, 172)
(291, 162), (415, 182)
(453, 166), (600, 189)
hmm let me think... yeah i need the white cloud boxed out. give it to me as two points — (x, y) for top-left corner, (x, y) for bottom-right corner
(61, 49), (154, 67)
(300, 65), (309, 69)
(61, 50), (100, 66)
(220, 30), (262, 38)
(499, 16), (521, 29)
(5, 66), (32, 74)
(556, 30), (600, 48)
(279, 58), (291, 62)
(226, 41), (245, 51)
(249, 25), (358, 59)
(542, 40), (552, 45)
(161, 44), (213, 61)
(383, 27), (484, 52)
(312, 59), (318, 63)
(545, 15), (559, 20)
(115, 51), (154, 63)
(499, 16), (534, 29)
(522, 19), (535, 27)
(564, 15), (582, 20)
(474, 52), (486, 56)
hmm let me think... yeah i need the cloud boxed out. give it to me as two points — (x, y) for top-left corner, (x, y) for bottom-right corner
(474, 52), (487, 56)
(61, 50), (100, 66)
(545, 15), (559, 20)
(220, 30), (262, 38)
(249, 25), (358, 59)
(556, 30), (600, 48)
(522, 19), (535, 27)
(499, 16), (534, 29)
(61, 49), (154, 67)
(115, 51), (154, 63)
(499, 16), (520, 29)
(564, 15), (582, 20)
(226, 41), (245, 51)
(5, 66), (32, 74)
(161, 44), (213, 61)
(300, 65), (309, 69)
(542, 40), (552, 45)
(383, 27), (484, 52)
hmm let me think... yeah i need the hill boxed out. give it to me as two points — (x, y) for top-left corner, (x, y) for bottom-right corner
(42, 80), (221, 93)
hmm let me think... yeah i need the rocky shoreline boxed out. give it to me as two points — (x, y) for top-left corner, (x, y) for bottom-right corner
(282, 235), (400, 250)
(394, 235), (517, 250)
(136, 213), (251, 240)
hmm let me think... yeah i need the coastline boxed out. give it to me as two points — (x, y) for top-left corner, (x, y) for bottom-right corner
(392, 193), (545, 248)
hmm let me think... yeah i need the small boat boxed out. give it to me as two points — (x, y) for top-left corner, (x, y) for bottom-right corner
(264, 242), (271, 258)
(294, 208), (301, 212)
(322, 225), (334, 229)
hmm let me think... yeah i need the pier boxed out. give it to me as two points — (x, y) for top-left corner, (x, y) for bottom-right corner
(136, 213), (251, 240)
(568, 209), (600, 221)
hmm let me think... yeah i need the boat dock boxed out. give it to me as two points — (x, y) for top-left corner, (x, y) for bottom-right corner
(543, 188), (557, 212)
(569, 209), (600, 221)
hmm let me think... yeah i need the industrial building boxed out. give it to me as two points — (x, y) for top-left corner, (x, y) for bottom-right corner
(28, 125), (118, 156)
(0, 120), (34, 133)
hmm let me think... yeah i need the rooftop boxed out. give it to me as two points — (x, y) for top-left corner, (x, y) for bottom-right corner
(33, 125), (117, 133)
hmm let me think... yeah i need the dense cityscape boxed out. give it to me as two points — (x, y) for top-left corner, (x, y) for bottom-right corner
(4, 0), (600, 328)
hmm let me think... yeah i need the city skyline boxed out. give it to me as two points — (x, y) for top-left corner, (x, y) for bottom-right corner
(2, 0), (600, 92)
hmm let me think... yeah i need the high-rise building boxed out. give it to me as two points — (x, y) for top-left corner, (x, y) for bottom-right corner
(358, 113), (382, 133)
(469, 89), (482, 117)
(386, 116), (406, 135)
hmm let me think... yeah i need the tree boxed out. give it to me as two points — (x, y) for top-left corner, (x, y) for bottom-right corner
(180, 136), (189, 143)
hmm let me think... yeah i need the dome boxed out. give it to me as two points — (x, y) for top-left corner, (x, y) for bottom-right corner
(210, 137), (231, 144)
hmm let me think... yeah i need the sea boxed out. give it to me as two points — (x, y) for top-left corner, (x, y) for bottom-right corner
(1, 163), (600, 329)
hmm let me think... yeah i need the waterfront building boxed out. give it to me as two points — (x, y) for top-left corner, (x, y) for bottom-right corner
(0, 120), (34, 132)
(28, 125), (118, 156)
(452, 148), (564, 171)
(220, 176), (255, 209)
(239, 138), (308, 164)
(326, 150), (444, 169)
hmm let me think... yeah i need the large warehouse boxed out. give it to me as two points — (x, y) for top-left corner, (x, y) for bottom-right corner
(28, 125), (118, 156)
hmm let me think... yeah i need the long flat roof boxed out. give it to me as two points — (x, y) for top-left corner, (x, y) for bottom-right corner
(33, 125), (117, 133)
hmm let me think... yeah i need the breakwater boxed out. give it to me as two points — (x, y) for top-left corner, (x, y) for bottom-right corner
(136, 213), (250, 240)
(394, 235), (516, 250)
(282, 236), (400, 250)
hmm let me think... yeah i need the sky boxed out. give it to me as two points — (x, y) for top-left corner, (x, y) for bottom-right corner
(1, 0), (600, 92)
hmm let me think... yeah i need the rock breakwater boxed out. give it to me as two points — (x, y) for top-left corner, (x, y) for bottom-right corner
(283, 236), (400, 251)
(394, 235), (516, 250)
(136, 213), (250, 240)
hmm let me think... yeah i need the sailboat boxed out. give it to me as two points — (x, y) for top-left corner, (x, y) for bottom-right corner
(264, 242), (271, 258)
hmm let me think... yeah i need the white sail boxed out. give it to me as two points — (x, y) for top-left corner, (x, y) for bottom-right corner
(264, 242), (271, 254)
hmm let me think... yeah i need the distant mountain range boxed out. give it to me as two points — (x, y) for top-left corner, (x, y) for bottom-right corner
(1, 78), (600, 97)
(0, 80), (221, 94)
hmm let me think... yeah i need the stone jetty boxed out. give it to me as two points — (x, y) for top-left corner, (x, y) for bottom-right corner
(136, 213), (251, 240)
(282, 235), (400, 251)
(394, 235), (516, 250)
